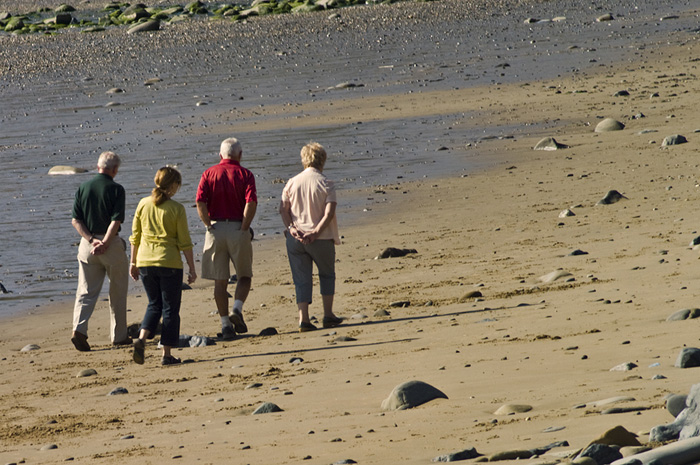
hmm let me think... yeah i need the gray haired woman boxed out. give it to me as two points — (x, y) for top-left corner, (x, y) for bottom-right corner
(279, 142), (342, 332)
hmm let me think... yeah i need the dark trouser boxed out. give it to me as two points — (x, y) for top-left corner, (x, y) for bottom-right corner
(139, 267), (183, 348)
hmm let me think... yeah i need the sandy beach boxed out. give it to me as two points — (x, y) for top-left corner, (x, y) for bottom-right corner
(4, 0), (700, 464)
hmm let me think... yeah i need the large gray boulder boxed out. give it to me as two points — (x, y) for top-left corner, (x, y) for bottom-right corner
(381, 380), (448, 411)
(650, 383), (700, 442)
(595, 118), (625, 132)
(676, 348), (700, 368)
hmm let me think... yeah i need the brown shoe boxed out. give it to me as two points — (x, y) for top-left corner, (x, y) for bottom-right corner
(71, 331), (91, 352)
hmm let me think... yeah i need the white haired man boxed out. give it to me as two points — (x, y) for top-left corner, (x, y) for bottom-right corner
(196, 138), (257, 340)
(71, 151), (131, 351)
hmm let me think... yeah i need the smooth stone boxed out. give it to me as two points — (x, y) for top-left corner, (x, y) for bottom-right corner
(48, 165), (88, 175)
(559, 209), (575, 218)
(20, 344), (40, 352)
(610, 362), (637, 371)
(144, 77), (162, 85)
(534, 137), (569, 150)
(335, 336), (357, 342)
(106, 87), (124, 94)
(578, 443), (622, 465)
(621, 446), (652, 457)
(381, 380), (448, 411)
(573, 458), (598, 465)
(595, 118), (625, 132)
(651, 382), (700, 442)
(542, 426), (566, 433)
(538, 270), (573, 283)
(121, 434), (134, 440)
(610, 436), (700, 465)
(374, 309), (391, 317)
(614, 90), (630, 97)
(667, 394), (688, 417)
(390, 300), (410, 307)
(376, 247), (417, 259)
(494, 404), (532, 415)
(530, 440), (569, 455)
(489, 450), (533, 461)
(689, 236), (700, 247)
(459, 290), (483, 301)
(245, 382), (263, 389)
(332, 460), (357, 465)
(40, 444), (58, 450)
(597, 190), (628, 205)
(602, 407), (649, 414)
(586, 396), (636, 407)
(128, 20), (160, 34)
(662, 134), (687, 146)
(587, 425), (641, 448)
(675, 348), (700, 368)
(433, 447), (481, 462)
(252, 402), (283, 414)
(108, 387), (128, 396)
(667, 309), (700, 321)
(289, 357), (303, 363)
(569, 249), (588, 256)
(597, 13), (615, 21)
(258, 327), (278, 336)
(77, 368), (97, 378)
(56, 4), (76, 12)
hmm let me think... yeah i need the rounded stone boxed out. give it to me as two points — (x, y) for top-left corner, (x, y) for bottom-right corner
(595, 118), (625, 132)
(494, 404), (533, 415)
(381, 380), (448, 411)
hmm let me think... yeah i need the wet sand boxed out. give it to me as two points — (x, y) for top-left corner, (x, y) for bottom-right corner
(4, 0), (700, 464)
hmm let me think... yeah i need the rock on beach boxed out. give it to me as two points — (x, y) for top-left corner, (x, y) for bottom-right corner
(381, 380), (448, 411)
(534, 137), (569, 150)
(48, 165), (88, 175)
(595, 118), (625, 132)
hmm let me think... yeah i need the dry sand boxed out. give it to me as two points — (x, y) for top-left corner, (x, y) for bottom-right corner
(5, 1), (700, 465)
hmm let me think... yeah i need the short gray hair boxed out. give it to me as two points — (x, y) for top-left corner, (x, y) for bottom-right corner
(220, 138), (242, 160)
(97, 151), (121, 170)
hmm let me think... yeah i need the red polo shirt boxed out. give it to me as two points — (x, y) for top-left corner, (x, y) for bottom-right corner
(196, 159), (257, 220)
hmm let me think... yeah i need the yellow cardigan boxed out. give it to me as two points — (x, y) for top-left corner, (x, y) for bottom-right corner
(129, 197), (193, 269)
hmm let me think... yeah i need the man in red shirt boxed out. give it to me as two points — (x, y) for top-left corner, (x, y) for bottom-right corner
(196, 138), (257, 340)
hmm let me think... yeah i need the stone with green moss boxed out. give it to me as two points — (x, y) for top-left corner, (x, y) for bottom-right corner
(4, 16), (25, 31)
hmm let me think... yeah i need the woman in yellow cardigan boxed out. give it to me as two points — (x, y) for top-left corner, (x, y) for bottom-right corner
(129, 167), (196, 366)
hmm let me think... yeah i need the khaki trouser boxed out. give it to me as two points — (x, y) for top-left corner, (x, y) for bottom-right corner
(72, 236), (129, 343)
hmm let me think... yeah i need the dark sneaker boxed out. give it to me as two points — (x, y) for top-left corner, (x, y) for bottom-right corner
(133, 338), (145, 365)
(162, 355), (181, 366)
(299, 322), (317, 333)
(71, 332), (91, 352)
(322, 316), (343, 329)
(230, 310), (248, 334)
(221, 325), (236, 341)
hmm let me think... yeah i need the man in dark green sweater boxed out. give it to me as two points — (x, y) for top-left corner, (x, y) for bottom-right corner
(70, 151), (131, 351)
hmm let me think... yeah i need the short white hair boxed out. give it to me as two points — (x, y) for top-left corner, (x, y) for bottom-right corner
(220, 138), (242, 160)
(97, 151), (121, 170)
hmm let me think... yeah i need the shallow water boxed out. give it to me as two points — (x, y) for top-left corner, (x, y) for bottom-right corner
(0, 0), (697, 315)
